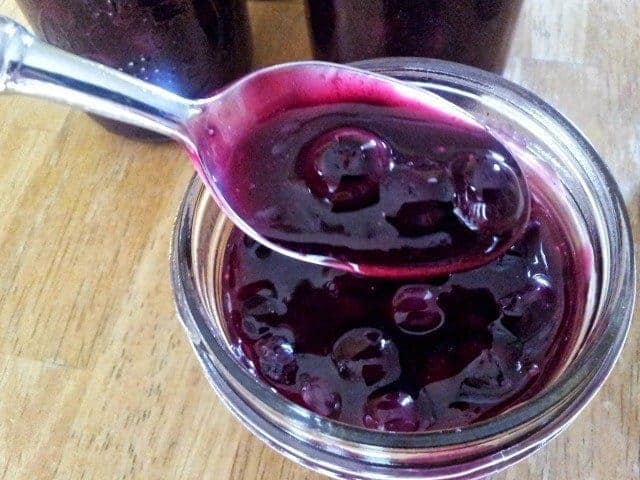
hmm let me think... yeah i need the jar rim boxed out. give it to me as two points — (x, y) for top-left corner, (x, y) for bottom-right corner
(170, 58), (634, 462)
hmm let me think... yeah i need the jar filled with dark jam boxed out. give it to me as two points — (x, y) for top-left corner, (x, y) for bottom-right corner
(16, 0), (252, 138)
(304, 0), (523, 72)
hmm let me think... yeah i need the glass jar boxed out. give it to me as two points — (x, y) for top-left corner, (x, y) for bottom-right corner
(15, 0), (252, 139)
(304, 0), (523, 72)
(170, 59), (634, 479)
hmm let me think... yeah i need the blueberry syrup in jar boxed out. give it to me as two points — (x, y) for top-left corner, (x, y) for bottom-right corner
(222, 189), (587, 431)
(305, 0), (523, 73)
(15, 0), (252, 139)
(211, 83), (590, 430)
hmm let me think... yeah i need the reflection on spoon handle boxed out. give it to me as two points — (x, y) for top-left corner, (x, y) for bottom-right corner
(0, 15), (194, 142)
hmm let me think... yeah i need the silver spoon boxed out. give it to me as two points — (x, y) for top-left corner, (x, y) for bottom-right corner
(0, 16), (530, 278)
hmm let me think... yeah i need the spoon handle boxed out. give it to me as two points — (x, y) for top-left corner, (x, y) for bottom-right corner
(0, 16), (194, 142)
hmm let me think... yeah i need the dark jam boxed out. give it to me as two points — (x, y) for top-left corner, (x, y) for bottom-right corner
(195, 64), (584, 432)
(201, 99), (529, 278)
(305, 0), (523, 73)
(16, 0), (252, 138)
(221, 194), (586, 431)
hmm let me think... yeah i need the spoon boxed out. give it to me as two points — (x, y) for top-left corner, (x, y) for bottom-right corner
(0, 16), (530, 278)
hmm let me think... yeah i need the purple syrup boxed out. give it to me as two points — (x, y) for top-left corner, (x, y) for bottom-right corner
(221, 193), (587, 432)
(193, 73), (530, 278)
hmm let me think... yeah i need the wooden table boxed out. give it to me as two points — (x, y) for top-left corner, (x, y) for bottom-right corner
(0, 1), (638, 478)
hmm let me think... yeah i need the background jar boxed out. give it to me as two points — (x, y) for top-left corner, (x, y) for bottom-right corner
(304, 0), (523, 73)
(170, 59), (634, 479)
(15, 0), (252, 138)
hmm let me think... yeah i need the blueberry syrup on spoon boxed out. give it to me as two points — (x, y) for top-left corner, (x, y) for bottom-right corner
(190, 64), (530, 278)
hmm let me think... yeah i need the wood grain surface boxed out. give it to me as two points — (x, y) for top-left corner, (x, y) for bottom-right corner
(0, 1), (638, 479)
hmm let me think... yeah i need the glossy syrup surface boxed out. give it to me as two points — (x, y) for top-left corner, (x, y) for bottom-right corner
(221, 194), (587, 432)
(203, 97), (530, 278)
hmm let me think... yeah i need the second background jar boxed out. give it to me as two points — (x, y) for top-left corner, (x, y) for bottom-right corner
(304, 0), (523, 73)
